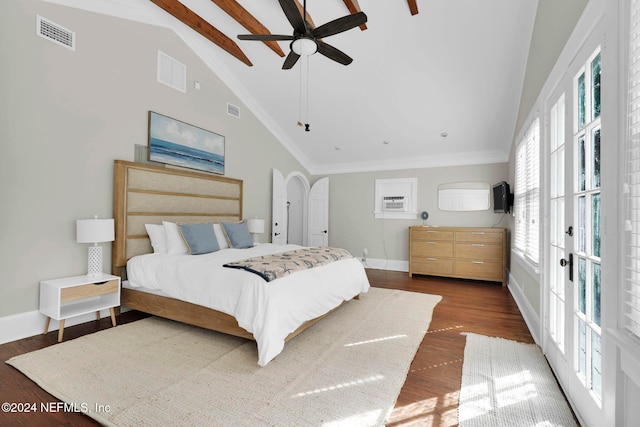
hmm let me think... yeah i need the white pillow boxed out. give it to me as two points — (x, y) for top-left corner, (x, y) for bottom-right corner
(213, 223), (230, 250)
(145, 224), (167, 254)
(162, 221), (189, 254)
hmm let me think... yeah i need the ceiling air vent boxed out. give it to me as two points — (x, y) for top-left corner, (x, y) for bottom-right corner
(227, 103), (240, 118)
(36, 15), (75, 51)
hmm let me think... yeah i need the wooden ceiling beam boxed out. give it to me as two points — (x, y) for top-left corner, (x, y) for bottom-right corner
(407, 0), (419, 16)
(150, 0), (252, 66)
(342, 0), (368, 30)
(211, 0), (285, 57)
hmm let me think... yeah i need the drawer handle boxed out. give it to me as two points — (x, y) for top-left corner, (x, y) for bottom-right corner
(472, 243), (485, 247)
(472, 261), (485, 264)
(472, 232), (485, 235)
(426, 230), (438, 233)
(427, 241), (437, 245)
(427, 257), (438, 261)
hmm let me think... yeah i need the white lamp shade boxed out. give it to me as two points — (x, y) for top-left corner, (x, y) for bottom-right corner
(76, 218), (115, 244)
(247, 219), (265, 234)
(291, 38), (317, 56)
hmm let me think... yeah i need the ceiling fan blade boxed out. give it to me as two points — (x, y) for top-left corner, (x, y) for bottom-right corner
(312, 12), (367, 39)
(238, 34), (295, 41)
(278, 0), (306, 34)
(316, 41), (353, 65)
(282, 50), (301, 69)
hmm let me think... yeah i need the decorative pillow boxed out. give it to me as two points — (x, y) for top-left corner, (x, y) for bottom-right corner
(162, 221), (189, 254)
(145, 224), (167, 254)
(213, 224), (230, 250)
(179, 223), (220, 255)
(221, 221), (254, 249)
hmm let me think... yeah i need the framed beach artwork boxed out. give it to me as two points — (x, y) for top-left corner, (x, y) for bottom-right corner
(148, 111), (225, 175)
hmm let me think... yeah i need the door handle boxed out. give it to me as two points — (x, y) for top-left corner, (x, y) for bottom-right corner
(274, 232), (281, 236)
(565, 226), (573, 236)
(323, 230), (328, 234)
(560, 253), (573, 282)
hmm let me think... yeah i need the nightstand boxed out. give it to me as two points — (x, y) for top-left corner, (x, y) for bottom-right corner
(40, 274), (121, 342)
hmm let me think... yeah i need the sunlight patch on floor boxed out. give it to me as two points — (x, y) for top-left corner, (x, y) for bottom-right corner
(458, 369), (538, 421)
(386, 393), (459, 427)
(343, 334), (407, 347)
(291, 375), (385, 398)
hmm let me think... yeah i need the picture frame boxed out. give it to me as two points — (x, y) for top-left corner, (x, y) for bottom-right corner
(148, 111), (225, 175)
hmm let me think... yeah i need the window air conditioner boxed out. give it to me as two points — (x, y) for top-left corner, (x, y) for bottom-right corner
(382, 196), (407, 212)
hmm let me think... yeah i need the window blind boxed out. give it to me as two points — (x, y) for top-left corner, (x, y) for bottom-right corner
(624, 0), (640, 339)
(515, 119), (540, 265)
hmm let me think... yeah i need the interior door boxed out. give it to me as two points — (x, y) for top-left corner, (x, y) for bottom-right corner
(308, 177), (329, 247)
(544, 33), (604, 426)
(272, 169), (287, 245)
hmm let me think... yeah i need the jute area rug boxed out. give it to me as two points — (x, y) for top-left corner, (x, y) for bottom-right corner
(458, 333), (577, 427)
(7, 287), (441, 427)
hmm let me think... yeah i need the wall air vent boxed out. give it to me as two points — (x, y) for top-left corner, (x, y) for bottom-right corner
(36, 15), (75, 51)
(157, 50), (186, 93)
(227, 103), (240, 118)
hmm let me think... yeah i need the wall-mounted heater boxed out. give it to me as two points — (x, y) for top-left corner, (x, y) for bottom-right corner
(382, 196), (407, 212)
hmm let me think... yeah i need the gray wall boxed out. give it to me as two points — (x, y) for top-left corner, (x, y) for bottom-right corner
(0, 0), (307, 317)
(327, 163), (509, 262)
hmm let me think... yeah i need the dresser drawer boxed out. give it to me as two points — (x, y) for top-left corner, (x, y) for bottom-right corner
(454, 242), (503, 261)
(411, 257), (454, 276)
(60, 279), (119, 303)
(411, 228), (454, 241)
(411, 241), (454, 258)
(455, 230), (503, 244)
(454, 259), (503, 282)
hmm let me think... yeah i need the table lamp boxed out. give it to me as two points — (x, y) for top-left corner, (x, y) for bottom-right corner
(246, 218), (265, 244)
(76, 215), (115, 276)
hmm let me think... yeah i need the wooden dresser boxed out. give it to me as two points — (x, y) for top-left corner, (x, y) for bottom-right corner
(409, 226), (507, 286)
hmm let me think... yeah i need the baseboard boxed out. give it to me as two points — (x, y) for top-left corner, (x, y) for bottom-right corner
(359, 258), (408, 272)
(507, 271), (541, 344)
(0, 309), (115, 345)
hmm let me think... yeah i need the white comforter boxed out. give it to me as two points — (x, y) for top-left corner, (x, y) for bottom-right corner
(126, 244), (370, 366)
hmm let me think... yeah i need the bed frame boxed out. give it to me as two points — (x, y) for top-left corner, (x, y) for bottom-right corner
(112, 160), (342, 343)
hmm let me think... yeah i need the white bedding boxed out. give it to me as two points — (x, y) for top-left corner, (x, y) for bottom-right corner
(126, 244), (370, 366)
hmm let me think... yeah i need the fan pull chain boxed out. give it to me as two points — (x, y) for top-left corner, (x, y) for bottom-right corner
(297, 55), (311, 131)
(305, 55), (310, 131)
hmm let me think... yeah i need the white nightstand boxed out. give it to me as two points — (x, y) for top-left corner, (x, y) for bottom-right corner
(40, 274), (121, 342)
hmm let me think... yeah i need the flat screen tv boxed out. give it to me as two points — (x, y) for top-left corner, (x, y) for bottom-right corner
(492, 181), (512, 213)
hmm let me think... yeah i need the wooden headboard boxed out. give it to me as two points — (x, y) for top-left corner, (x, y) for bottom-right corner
(112, 160), (243, 276)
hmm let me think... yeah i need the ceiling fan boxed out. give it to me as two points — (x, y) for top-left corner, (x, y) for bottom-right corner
(238, 0), (367, 69)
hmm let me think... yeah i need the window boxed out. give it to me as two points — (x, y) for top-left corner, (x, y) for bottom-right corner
(514, 119), (540, 265)
(624, 0), (640, 339)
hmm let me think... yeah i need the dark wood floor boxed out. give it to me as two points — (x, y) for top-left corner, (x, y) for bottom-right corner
(1, 270), (533, 426)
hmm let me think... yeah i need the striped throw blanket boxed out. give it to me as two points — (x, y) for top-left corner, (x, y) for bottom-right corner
(223, 247), (353, 282)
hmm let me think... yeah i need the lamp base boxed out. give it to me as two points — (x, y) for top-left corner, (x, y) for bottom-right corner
(87, 245), (104, 276)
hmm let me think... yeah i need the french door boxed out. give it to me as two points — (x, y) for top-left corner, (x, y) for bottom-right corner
(544, 35), (604, 425)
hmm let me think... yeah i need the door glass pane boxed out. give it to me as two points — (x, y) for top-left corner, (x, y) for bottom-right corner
(578, 319), (587, 377)
(578, 72), (586, 130)
(592, 53), (601, 119)
(579, 257), (587, 314)
(592, 128), (601, 189)
(592, 193), (601, 257)
(592, 330), (602, 397)
(592, 262), (601, 326)
(578, 195), (586, 252)
(578, 136), (586, 191)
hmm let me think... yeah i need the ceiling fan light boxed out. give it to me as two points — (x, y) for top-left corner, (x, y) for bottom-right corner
(291, 38), (317, 56)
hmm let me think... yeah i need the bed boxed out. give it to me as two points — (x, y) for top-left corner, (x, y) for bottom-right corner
(112, 160), (370, 366)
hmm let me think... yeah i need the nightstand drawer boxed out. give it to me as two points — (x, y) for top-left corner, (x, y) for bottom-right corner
(60, 279), (119, 303)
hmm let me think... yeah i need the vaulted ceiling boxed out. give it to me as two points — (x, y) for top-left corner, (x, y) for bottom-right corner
(47, 0), (540, 174)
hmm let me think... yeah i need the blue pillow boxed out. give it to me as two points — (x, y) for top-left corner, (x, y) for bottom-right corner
(221, 221), (254, 249)
(179, 223), (220, 255)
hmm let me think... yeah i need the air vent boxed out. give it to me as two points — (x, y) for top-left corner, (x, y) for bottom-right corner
(157, 50), (186, 93)
(36, 15), (75, 51)
(227, 103), (240, 118)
